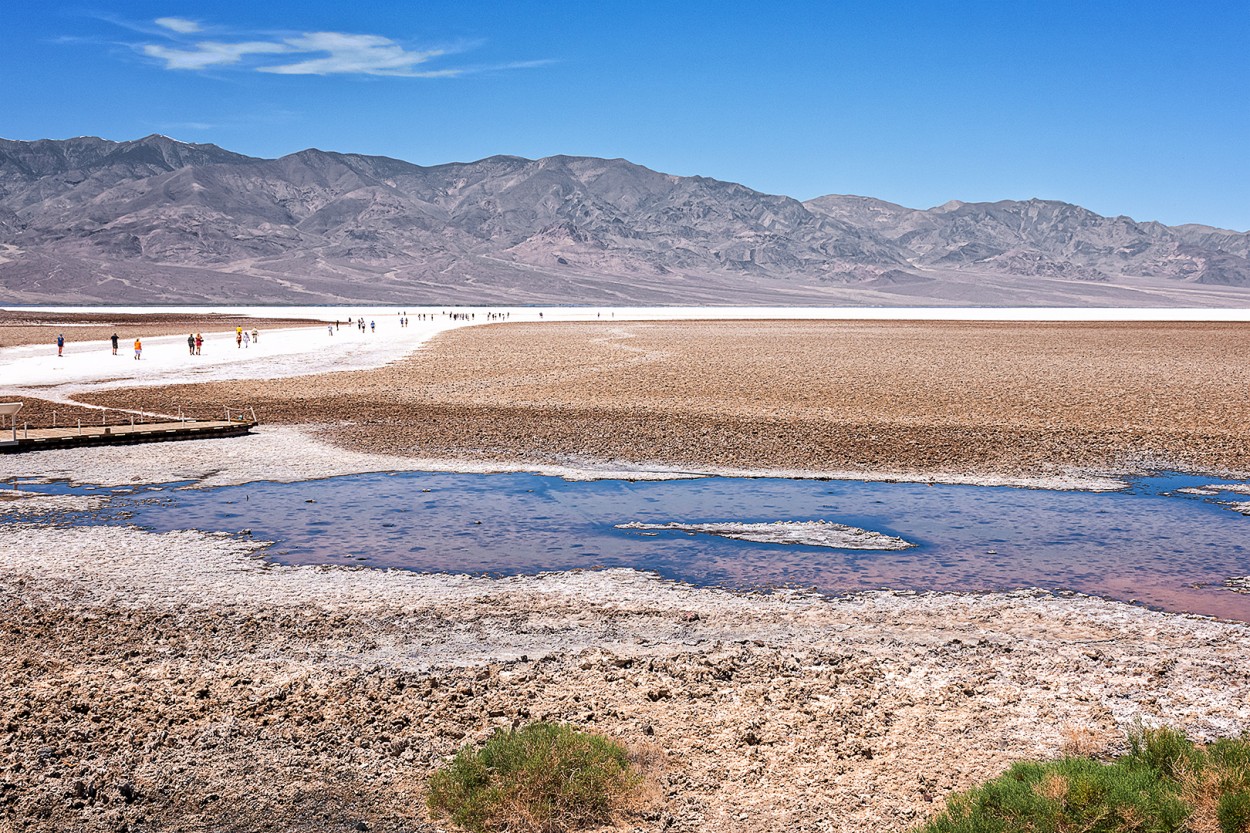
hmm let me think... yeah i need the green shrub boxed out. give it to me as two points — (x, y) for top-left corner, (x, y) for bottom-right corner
(1125, 725), (1198, 780)
(916, 728), (1250, 833)
(1217, 791), (1250, 833)
(426, 722), (643, 833)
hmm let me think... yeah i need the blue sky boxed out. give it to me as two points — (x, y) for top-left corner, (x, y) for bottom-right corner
(3, 1), (1248, 230)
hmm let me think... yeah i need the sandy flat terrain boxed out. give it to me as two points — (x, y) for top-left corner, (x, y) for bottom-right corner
(4, 491), (1248, 833)
(75, 320), (1250, 482)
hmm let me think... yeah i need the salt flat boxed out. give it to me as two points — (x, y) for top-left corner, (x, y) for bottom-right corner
(2, 306), (1249, 833)
(5, 305), (1249, 401)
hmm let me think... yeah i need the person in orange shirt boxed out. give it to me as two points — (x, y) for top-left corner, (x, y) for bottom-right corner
(134, 337), (142, 360)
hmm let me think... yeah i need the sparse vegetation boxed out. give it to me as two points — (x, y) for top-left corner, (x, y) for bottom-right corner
(916, 727), (1250, 833)
(426, 722), (644, 833)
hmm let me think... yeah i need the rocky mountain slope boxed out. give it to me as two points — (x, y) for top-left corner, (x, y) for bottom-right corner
(803, 194), (1250, 286)
(1, 134), (1247, 305)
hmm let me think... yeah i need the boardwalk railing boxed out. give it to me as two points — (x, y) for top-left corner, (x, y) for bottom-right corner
(15, 405), (260, 438)
(223, 406), (259, 424)
(1, 404), (259, 452)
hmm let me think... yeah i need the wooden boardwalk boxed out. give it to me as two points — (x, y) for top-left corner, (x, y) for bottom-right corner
(0, 419), (256, 453)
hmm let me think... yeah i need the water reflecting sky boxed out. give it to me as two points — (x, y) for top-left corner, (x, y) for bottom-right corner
(37, 470), (1250, 621)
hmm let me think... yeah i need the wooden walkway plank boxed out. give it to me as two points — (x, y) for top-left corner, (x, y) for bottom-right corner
(0, 419), (256, 453)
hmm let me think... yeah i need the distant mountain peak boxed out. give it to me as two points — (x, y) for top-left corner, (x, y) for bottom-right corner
(0, 135), (1248, 305)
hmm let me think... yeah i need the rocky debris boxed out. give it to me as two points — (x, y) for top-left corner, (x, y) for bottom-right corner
(1226, 577), (1250, 594)
(616, 520), (915, 551)
(804, 195), (1250, 288)
(1, 504), (1249, 832)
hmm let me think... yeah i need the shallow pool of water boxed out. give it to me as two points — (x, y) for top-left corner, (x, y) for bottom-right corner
(22, 470), (1250, 620)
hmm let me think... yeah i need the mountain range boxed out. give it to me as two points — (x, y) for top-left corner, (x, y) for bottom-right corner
(2, 134), (1248, 306)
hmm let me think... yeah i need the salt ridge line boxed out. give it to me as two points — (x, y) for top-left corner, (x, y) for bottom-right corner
(617, 520), (917, 550)
(12, 305), (1250, 322)
(0, 423), (1132, 493)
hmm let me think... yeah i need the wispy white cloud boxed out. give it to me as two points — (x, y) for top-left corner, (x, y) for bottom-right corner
(154, 17), (202, 34)
(116, 17), (543, 79)
(158, 121), (216, 131)
(143, 40), (293, 71)
(258, 32), (445, 76)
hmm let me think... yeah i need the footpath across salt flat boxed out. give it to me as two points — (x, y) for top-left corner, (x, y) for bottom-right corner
(0, 308), (467, 399)
(4, 305), (1249, 404)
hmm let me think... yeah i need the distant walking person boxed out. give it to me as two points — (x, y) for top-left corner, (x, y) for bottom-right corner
(133, 337), (142, 360)
(56, 333), (64, 357)
(188, 334), (196, 355)
(195, 333), (203, 355)
(370, 320), (375, 333)
(236, 330), (243, 349)
(110, 333), (119, 355)
(242, 331), (250, 348)
(252, 328), (259, 344)
(328, 324), (334, 336)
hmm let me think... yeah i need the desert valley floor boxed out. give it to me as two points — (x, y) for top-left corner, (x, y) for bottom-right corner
(1, 306), (1248, 832)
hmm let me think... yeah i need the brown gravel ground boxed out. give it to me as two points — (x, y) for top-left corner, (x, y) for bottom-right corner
(77, 320), (1250, 479)
(0, 398), (112, 429)
(0, 311), (326, 349)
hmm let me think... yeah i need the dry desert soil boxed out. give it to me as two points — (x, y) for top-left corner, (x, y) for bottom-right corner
(5, 318), (1250, 833)
(77, 319), (1250, 480)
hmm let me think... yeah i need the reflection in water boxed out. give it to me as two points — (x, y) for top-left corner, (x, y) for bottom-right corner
(35, 471), (1250, 621)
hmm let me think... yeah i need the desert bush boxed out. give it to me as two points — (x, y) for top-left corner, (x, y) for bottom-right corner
(1217, 792), (1250, 833)
(1126, 725), (1200, 780)
(426, 722), (643, 833)
(916, 728), (1250, 833)
(1060, 723), (1114, 759)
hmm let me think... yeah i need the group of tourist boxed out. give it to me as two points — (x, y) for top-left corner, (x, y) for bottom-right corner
(328, 317), (375, 335)
(319, 310), (542, 340)
(52, 327), (262, 360)
(234, 326), (260, 348)
(81, 332), (141, 359)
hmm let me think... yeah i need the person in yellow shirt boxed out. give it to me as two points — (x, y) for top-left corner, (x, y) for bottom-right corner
(133, 337), (142, 360)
